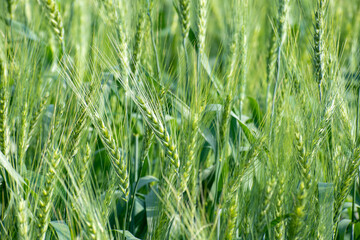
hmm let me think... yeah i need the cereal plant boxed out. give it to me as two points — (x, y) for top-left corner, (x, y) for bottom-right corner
(1, 0), (360, 239)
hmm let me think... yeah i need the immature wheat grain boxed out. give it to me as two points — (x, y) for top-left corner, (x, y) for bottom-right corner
(197, 0), (207, 57)
(17, 198), (29, 240)
(95, 114), (129, 199)
(179, 0), (190, 40)
(79, 143), (91, 187)
(224, 154), (253, 240)
(178, 0), (190, 89)
(136, 96), (180, 173)
(180, 112), (200, 196)
(28, 92), (49, 143)
(18, 102), (29, 168)
(308, 98), (335, 163)
(85, 212), (97, 240)
(313, 0), (327, 101)
(0, 60), (10, 157)
(295, 132), (311, 187)
(288, 181), (307, 239)
(239, 25), (248, 119)
(68, 107), (87, 159)
(220, 94), (232, 148)
(333, 147), (360, 234)
(225, 182), (239, 240)
(36, 149), (61, 240)
(38, 0), (65, 47)
(131, 12), (146, 75)
(259, 178), (276, 232)
(274, 175), (285, 240)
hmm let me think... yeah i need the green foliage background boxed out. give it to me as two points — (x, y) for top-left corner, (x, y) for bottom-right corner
(0, 0), (360, 239)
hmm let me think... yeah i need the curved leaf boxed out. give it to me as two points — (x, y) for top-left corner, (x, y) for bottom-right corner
(50, 221), (71, 240)
(136, 176), (159, 191)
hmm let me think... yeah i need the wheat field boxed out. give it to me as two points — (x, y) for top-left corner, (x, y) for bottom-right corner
(0, 0), (360, 239)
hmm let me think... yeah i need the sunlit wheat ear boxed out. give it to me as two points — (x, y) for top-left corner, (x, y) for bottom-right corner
(180, 110), (202, 198)
(17, 198), (29, 240)
(307, 97), (335, 164)
(0, 62), (10, 157)
(337, 95), (354, 147)
(277, 0), (289, 46)
(68, 107), (88, 159)
(94, 113), (129, 199)
(135, 95), (180, 173)
(197, 0), (208, 57)
(179, 0), (190, 40)
(220, 94), (232, 149)
(79, 143), (91, 188)
(288, 181), (307, 239)
(239, 25), (248, 117)
(117, 24), (130, 83)
(61, 62), (129, 199)
(295, 132), (311, 187)
(224, 172), (242, 240)
(106, 51), (180, 174)
(72, 190), (107, 240)
(36, 149), (61, 240)
(38, 0), (65, 46)
(85, 212), (98, 240)
(93, 115), (129, 199)
(274, 174), (285, 240)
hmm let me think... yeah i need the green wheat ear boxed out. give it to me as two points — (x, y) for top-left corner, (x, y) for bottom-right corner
(0, 59), (10, 158)
(313, 0), (327, 101)
(197, 0), (208, 57)
(179, 0), (190, 40)
(38, 0), (65, 48)
(17, 198), (29, 240)
(36, 149), (61, 240)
